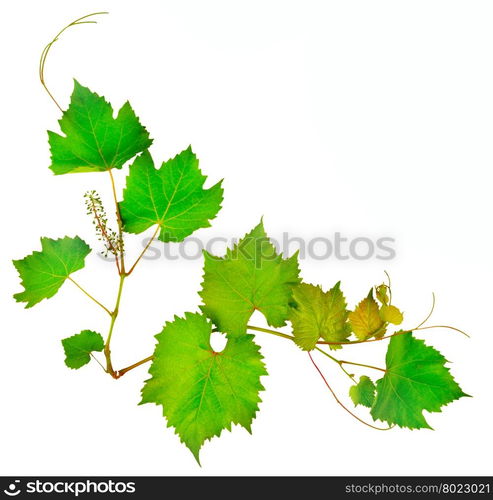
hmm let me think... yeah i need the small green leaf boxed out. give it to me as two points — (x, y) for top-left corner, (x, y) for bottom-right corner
(13, 236), (91, 308)
(349, 376), (376, 408)
(120, 148), (223, 242)
(289, 282), (351, 351)
(200, 221), (300, 337)
(48, 80), (152, 174)
(379, 304), (404, 325)
(62, 330), (105, 369)
(141, 313), (267, 463)
(348, 290), (385, 340)
(371, 332), (469, 429)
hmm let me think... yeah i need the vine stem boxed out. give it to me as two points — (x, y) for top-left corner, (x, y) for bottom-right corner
(246, 325), (294, 341)
(318, 332), (406, 346)
(109, 317), (468, 379)
(127, 225), (160, 276)
(313, 347), (356, 382)
(118, 325), (391, 430)
(67, 277), (112, 316)
(247, 321), (469, 348)
(115, 355), (155, 378)
(110, 323), (385, 379)
(246, 324), (404, 347)
(104, 274), (126, 378)
(314, 346), (386, 374)
(307, 352), (392, 431)
(247, 324), (386, 374)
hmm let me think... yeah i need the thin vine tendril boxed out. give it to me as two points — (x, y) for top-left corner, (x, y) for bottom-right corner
(39, 12), (108, 111)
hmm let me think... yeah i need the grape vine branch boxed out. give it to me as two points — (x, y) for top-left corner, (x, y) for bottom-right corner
(13, 12), (470, 464)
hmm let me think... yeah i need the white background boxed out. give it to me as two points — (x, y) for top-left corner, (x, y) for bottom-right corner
(0, 0), (491, 476)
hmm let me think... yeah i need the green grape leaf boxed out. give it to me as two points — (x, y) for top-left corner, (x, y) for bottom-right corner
(200, 221), (300, 337)
(380, 304), (404, 325)
(120, 149), (223, 242)
(48, 80), (152, 175)
(13, 236), (91, 308)
(348, 291), (385, 340)
(62, 330), (104, 369)
(371, 332), (469, 429)
(289, 282), (351, 351)
(349, 376), (376, 408)
(141, 313), (267, 463)
(375, 284), (389, 305)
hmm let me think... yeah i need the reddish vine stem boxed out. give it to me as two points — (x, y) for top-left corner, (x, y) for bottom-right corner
(307, 352), (392, 431)
(102, 318), (469, 379)
(313, 346), (386, 374)
(318, 332), (409, 346)
(115, 355), (155, 378)
(247, 324), (469, 349)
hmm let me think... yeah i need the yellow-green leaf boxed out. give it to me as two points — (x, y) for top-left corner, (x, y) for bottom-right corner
(348, 291), (385, 340)
(380, 304), (404, 325)
(375, 284), (389, 305)
(289, 282), (350, 351)
(200, 221), (300, 337)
